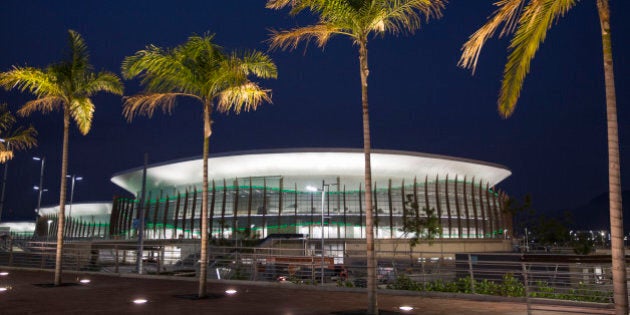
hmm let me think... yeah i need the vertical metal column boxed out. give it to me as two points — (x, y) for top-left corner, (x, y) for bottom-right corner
(387, 179), (393, 239)
(136, 153), (148, 274)
(463, 176), (470, 238)
(434, 175), (442, 239)
(190, 189), (197, 238)
(470, 178), (479, 238)
(173, 192), (181, 239)
(233, 179), (239, 238)
(445, 174), (453, 238)
(162, 195), (169, 239)
(210, 180), (216, 238)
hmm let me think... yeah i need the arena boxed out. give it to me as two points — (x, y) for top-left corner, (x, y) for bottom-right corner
(94, 148), (512, 242)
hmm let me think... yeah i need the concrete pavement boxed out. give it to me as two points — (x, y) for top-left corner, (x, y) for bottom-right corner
(0, 269), (594, 314)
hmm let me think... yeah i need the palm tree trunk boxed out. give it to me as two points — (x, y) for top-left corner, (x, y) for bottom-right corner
(596, 1), (627, 314)
(359, 39), (378, 315)
(54, 107), (70, 286)
(198, 101), (212, 298)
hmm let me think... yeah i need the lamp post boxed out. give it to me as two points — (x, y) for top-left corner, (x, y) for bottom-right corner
(33, 157), (45, 217)
(307, 181), (336, 286)
(0, 139), (8, 223)
(66, 174), (83, 218)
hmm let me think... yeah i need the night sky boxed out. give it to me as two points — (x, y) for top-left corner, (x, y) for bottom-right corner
(1, 1), (629, 221)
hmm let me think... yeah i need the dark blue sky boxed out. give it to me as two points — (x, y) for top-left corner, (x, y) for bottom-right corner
(1, 1), (629, 221)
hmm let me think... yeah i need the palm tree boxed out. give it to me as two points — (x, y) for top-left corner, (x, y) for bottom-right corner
(0, 103), (37, 163)
(0, 103), (37, 222)
(121, 33), (277, 298)
(0, 30), (123, 286)
(459, 1), (627, 313)
(267, 1), (444, 313)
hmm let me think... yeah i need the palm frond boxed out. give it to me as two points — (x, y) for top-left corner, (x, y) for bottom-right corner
(122, 44), (201, 95)
(121, 45), (166, 79)
(84, 71), (124, 96)
(378, 0), (445, 35)
(0, 67), (62, 98)
(266, 0), (329, 16)
(499, 0), (576, 117)
(266, 0), (295, 10)
(70, 97), (94, 135)
(1, 125), (37, 152)
(123, 33), (275, 120)
(268, 23), (346, 51)
(234, 51), (278, 79)
(176, 33), (223, 63)
(459, 0), (527, 73)
(216, 82), (272, 114)
(17, 96), (64, 117)
(122, 92), (200, 122)
(0, 104), (16, 131)
(0, 151), (13, 164)
(67, 30), (91, 78)
(0, 104), (37, 163)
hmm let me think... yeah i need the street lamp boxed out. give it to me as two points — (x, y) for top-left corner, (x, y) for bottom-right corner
(306, 181), (336, 286)
(66, 175), (83, 218)
(33, 157), (45, 217)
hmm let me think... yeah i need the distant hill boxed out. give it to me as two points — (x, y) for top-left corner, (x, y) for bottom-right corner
(562, 190), (630, 231)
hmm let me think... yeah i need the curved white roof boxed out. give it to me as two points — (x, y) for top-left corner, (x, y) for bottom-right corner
(111, 149), (511, 196)
(0, 222), (36, 233)
(38, 202), (112, 222)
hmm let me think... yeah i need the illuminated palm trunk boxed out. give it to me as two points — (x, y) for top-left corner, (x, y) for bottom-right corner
(198, 101), (212, 298)
(54, 108), (70, 286)
(359, 38), (378, 315)
(596, 1), (627, 314)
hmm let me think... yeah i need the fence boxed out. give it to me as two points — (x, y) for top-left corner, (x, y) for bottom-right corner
(0, 239), (619, 314)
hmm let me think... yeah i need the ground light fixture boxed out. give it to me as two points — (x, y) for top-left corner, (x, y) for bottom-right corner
(224, 289), (237, 295)
(132, 298), (148, 304)
(399, 306), (414, 312)
(0, 272), (8, 276)
(79, 279), (91, 284)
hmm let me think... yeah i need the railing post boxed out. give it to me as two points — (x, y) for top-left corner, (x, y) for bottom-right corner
(114, 245), (119, 273)
(157, 246), (163, 274)
(40, 243), (46, 269)
(522, 262), (531, 315)
(311, 256), (315, 285)
(7, 237), (13, 267)
(468, 254), (475, 294)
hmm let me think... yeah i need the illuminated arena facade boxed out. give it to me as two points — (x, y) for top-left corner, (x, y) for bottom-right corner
(93, 149), (512, 241)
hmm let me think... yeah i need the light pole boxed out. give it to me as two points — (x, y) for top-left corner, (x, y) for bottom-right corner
(0, 139), (8, 223)
(47, 219), (53, 241)
(307, 181), (336, 286)
(66, 174), (83, 218)
(33, 157), (45, 217)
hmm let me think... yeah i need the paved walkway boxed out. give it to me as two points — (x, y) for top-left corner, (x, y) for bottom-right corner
(0, 269), (600, 314)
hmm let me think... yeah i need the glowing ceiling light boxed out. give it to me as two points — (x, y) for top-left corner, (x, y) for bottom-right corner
(79, 279), (91, 284)
(399, 306), (414, 311)
(133, 299), (148, 304)
(0, 287), (7, 292)
(225, 289), (237, 295)
(0, 272), (8, 276)
(305, 185), (318, 192)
